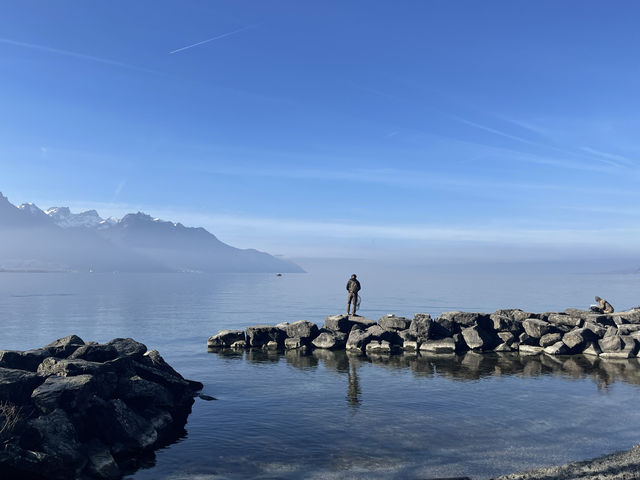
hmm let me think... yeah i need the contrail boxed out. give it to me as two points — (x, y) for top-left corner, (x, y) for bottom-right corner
(168, 25), (256, 54)
(0, 37), (153, 72)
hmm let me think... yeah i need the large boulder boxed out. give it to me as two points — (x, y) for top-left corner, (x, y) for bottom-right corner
(583, 321), (607, 339)
(409, 314), (434, 340)
(440, 311), (492, 330)
(519, 344), (544, 354)
(0, 349), (51, 372)
(91, 399), (158, 454)
(461, 325), (495, 351)
(312, 331), (347, 350)
(378, 315), (411, 331)
(68, 344), (119, 363)
(366, 340), (393, 354)
(599, 335), (637, 358)
(490, 313), (524, 335)
(0, 367), (44, 403)
(43, 335), (85, 358)
(547, 313), (583, 329)
(544, 341), (570, 356)
(207, 330), (245, 348)
(284, 321), (319, 340)
(322, 315), (353, 333)
(562, 328), (596, 351)
(23, 409), (83, 467)
(345, 328), (373, 352)
(245, 325), (285, 348)
(539, 333), (562, 348)
(105, 338), (147, 359)
(522, 318), (553, 338)
(37, 357), (113, 378)
(31, 374), (104, 413)
(419, 338), (457, 354)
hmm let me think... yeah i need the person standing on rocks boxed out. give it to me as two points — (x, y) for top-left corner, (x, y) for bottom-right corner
(591, 296), (614, 314)
(346, 274), (361, 316)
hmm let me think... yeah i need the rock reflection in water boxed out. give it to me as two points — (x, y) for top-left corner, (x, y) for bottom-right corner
(209, 347), (640, 401)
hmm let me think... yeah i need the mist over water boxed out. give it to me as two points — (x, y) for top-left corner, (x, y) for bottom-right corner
(2, 263), (640, 479)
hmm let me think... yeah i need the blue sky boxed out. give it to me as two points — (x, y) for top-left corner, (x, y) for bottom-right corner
(1, 1), (639, 260)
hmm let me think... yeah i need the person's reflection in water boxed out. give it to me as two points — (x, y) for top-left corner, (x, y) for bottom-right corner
(346, 360), (361, 408)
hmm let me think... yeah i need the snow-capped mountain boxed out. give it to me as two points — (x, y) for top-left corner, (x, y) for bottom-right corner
(44, 206), (104, 228)
(0, 193), (303, 273)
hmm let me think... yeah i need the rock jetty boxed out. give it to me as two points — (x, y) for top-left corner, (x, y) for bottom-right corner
(208, 308), (640, 358)
(0, 335), (203, 480)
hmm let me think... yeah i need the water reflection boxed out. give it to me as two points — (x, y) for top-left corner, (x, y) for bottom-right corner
(210, 348), (640, 401)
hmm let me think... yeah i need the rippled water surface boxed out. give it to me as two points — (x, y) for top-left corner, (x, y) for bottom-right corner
(2, 263), (640, 479)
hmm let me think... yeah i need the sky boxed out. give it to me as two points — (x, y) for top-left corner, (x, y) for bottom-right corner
(1, 1), (639, 262)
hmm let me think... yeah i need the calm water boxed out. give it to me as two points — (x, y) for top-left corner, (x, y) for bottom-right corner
(2, 263), (640, 479)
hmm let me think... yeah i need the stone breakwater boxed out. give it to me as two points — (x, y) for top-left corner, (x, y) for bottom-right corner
(0, 335), (203, 480)
(208, 308), (640, 358)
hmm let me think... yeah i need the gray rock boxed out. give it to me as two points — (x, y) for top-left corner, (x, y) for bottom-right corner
(599, 335), (637, 358)
(544, 341), (570, 355)
(85, 439), (120, 480)
(497, 331), (516, 345)
(245, 325), (285, 348)
(0, 367), (44, 403)
(440, 311), (492, 330)
(617, 324), (640, 335)
(105, 338), (147, 359)
(582, 342), (602, 356)
(583, 321), (607, 339)
(409, 314), (434, 340)
(519, 332), (537, 346)
(117, 375), (174, 408)
(519, 345), (544, 354)
(68, 344), (118, 363)
(599, 335), (624, 353)
(284, 320), (319, 340)
(402, 340), (420, 351)
(539, 333), (562, 348)
(264, 340), (279, 350)
(284, 337), (307, 350)
(494, 342), (514, 352)
(522, 318), (553, 338)
(562, 328), (596, 350)
(547, 313), (583, 328)
(230, 340), (247, 349)
(348, 315), (377, 328)
(378, 314), (411, 331)
(24, 409), (82, 466)
(94, 399), (158, 453)
(345, 328), (373, 352)
(207, 330), (245, 348)
(43, 335), (85, 357)
(420, 338), (457, 353)
(322, 315), (353, 333)
(0, 348), (51, 372)
(366, 340), (392, 354)
(312, 331), (347, 350)
(461, 325), (494, 350)
(37, 357), (113, 378)
(31, 374), (102, 413)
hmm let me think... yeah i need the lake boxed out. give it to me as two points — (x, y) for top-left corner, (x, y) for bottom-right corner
(2, 262), (640, 479)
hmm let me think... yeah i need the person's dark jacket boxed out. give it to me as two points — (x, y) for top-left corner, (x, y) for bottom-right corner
(346, 279), (361, 293)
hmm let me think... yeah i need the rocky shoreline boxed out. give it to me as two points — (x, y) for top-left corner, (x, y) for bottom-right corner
(0, 336), (203, 480)
(208, 308), (640, 358)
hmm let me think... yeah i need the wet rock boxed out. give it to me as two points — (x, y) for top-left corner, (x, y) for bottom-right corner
(494, 342), (515, 352)
(522, 318), (553, 338)
(378, 314), (411, 331)
(519, 332), (537, 346)
(599, 335), (637, 359)
(583, 321), (607, 339)
(402, 340), (420, 351)
(31, 374), (103, 413)
(366, 340), (392, 354)
(68, 344), (118, 363)
(85, 439), (120, 480)
(207, 330), (245, 348)
(582, 342), (602, 356)
(23, 409), (83, 467)
(440, 311), (492, 330)
(37, 357), (112, 377)
(230, 340), (247, 349)
(497, 331), (516, 345)
(0, 349), (51, 372)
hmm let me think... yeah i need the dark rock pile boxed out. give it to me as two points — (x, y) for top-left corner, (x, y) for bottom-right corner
(0, 335), (203, 480)
(208, 308), (640, 358)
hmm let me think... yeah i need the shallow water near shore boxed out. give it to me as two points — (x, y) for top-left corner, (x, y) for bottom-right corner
(2, 262), (640, 479)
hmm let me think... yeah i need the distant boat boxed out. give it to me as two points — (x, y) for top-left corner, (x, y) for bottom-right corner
(276, 273), (282, 276)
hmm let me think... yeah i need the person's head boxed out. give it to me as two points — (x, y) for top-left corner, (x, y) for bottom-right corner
(595, 296), (602, 302)
(351, 274), (357, 279)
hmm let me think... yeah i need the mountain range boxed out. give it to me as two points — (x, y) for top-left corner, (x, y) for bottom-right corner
(0, 193), (303, 273)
